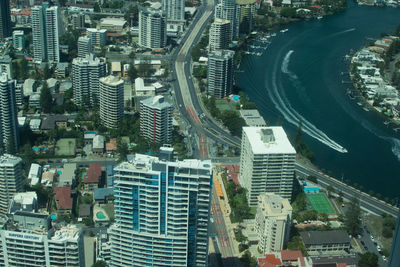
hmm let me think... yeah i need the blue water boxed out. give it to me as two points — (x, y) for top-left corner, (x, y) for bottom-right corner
(96, 211), (106, 219)
(237, 1), (400, 199)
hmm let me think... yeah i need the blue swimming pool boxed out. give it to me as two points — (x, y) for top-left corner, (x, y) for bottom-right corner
(96, 211), (106, 220)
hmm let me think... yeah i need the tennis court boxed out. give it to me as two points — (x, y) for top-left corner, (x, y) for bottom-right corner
(306, 193), (335, 214)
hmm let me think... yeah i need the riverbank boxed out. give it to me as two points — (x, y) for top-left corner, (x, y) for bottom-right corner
(349, 31), (400, 128)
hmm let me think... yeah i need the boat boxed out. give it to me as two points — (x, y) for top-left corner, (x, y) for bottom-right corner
(357, 102), (363, 106)
(317, 16), (323, 19)
(363, 107), (369, 112)
(280, 29), (289, 33)
(384, 121), (390, 125)
(341, 148), (348, 153)
(271, 33), (277, 37)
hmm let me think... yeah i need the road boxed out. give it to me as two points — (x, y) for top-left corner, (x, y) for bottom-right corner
(296, 162), (399, 217)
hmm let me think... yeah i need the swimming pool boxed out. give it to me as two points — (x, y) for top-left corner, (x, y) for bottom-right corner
(96, 211), (106, 220)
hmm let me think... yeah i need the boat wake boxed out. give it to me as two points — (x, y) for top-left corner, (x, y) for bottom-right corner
(328, 28), (356, 38)
(267, 50), (348, 153)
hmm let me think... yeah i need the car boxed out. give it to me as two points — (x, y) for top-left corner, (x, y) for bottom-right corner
(383, 256), (387, 261)
(342, 203), (345, 207)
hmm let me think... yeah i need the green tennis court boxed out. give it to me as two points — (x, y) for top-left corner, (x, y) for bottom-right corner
(306, 193), (335, 214)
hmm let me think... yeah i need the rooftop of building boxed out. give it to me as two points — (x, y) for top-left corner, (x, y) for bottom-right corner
(72, 53), (105, 65)
(59, 163), (77, 185)
(243, 126), (296, 154)
(240, 109), (267, 127)
(87, 28), (107, 33)
(40, 115), (68, 130)
(213, 18), (231, 25)
(258, 250), (307, 267)
(116, 153), (212, 176)
(94, 188), (114, 200)
(12, 192), (38, 206)
(236, 0), (257, 5)
(208, 49), (235, 59)
(257, 193), (292, 216)
(100, 17), (127, 27)
(0, 154), (22, 166)
(100, 75), (124, 86)
(54, 186), (73, 210)
(93, 135), (105, 149)
(140, 95), (173, 110)
(84, 163), (102, 184)
(106, 138), (117, 151)
(50, 225), (80, 241)
(300, 230), (351, 245)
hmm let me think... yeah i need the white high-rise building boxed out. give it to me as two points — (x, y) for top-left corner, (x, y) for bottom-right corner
(0, 154), (23, 214)
(0, 55), (12, 79)
(255, 193), (292, 254)
(0, 73), (18, 153)
(139, 6), (167, 49)
(239, 127), (296, 206)
(0, 222), (83, 266)
(162, 0), (185, 32)
(31, 3), (63, 63)
(207, 49), (235, 98)
(110, 149), (212, 267)
(140, 95), (173, 143)
(236, 0), (256, 34)
(72, 54), (106, 107)
(77, 35), (92, 58)
(12, 30), (25, 51)
(99, 75), (124, 129)
(209, 18), (231, 51)
(87, 28), (107, 48)
(215, 0), (239, 39)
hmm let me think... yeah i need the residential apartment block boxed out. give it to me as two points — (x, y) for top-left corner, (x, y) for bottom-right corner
(110, 149), (212, 266)
(239, 127), (296, 206)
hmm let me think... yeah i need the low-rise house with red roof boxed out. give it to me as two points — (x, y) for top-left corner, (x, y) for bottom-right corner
(258, 250), (312, 267)
(84, 163), (103, 191)
(54, 186), (73, 213)
(106, 138), (117, 153)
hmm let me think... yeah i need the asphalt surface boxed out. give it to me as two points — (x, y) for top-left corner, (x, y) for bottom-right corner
(296, 162), (399, 218)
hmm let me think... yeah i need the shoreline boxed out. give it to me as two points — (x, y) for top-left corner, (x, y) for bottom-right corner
(348, 34), (400, 129)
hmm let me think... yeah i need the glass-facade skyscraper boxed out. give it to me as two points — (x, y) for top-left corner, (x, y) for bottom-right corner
(110, 148), (212, 266)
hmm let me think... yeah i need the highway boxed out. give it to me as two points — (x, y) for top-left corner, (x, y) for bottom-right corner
(169, 0), (241, 265)
(295, 162), (399, 217)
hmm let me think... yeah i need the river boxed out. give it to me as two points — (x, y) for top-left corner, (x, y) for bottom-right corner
(237, 1), (400, 199)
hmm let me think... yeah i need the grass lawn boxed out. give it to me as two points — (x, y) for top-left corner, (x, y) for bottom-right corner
(215, 99), (236, 112)
(364, 213), (392, 253)
(306, 193), (335, 214)
(55, 138), (76, 156)
(102, 203), (115, 221)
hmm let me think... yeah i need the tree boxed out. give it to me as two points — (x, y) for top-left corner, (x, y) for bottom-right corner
(40, 81), (53, 113)
(117, 139), (129, 162)
(344, 197), (362, 236)
(308, 176), (318, 184)
(219, 110), (246, 137)
(240, 250), (257, 267)
(127, 63), (138, 82)
(358, 252), (379, 267)
(326, 185), (335, 196)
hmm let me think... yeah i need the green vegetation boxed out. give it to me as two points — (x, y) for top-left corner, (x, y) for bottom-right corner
(344, 197), (362, 236)
(287, 235), (307, 255)
(358, 252), (379, 267)
(294, 121), (314, 161)
(202, 97), (246, 137)
(221, 173), (252, 223)
(382, 213), (396, 238)
(193, 67), (207, 79)
(191, 29), (209, 61)
(40, 81), (53, 113)
(240, 250), (257, 267)
(306, 193), (335, 214)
